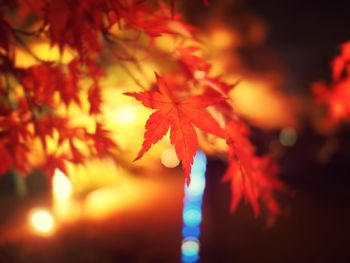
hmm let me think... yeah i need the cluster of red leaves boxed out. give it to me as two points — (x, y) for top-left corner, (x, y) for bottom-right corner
(0, 60), (116, 176)
(313, 41), (350, 123)
(128, 71), (284, 217)
(0, 0), (283, 218)
(128, 41), (284, 218)
(11, 0), (192, 56)
(0, 0), (200, 175)
(1, 0), (119, 175)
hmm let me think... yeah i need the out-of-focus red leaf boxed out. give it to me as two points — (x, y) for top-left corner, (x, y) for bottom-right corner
(332, 42), (350, 81)
(88, 84), (102, 115)
(44, 0), (104, 55)
(123, 5), (173, 37)
(20, 63), (64, 108)
(88, 123), (117, 158)
(42, 154), (69, 177)
(0, 111), (32, 174)
(223, 119), (284, 219)
(176, 45), (211, 79)
(313, 41), (350, 124)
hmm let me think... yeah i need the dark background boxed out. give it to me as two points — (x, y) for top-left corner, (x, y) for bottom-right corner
(198, 1), (350, 262)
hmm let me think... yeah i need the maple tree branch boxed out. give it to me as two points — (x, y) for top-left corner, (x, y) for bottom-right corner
(120, 62), (147, 90)
(12, 22), (47, 38)
(104, 35), (149, 90)
(13, 33), (46, 63)
(1, 19), (47, 63)
(3, 73), (13, 108)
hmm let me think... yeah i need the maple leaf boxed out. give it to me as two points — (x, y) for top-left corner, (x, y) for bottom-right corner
(88, 84), (102, 115)
(223, 120), (284, 219)
(88, 123), (117, 158)
(34, 115), (64, 150)
(42, 154), (69, 177)
(175, 45), (211, 79)
(312, 41), (350, 124)
(44, 0), (105, 55)
(332, 42), (350, 81)
(20, 63), (63, 108)
(116, 2), (174, 38)
(86, 60), (104, 114)
(125, 74), (227, 183)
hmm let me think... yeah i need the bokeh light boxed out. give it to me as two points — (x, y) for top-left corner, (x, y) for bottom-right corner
(28, 208), (56, 236)
(182, 238), (200, 257)
(161, 147), (180, 168)
(52, 169), (73, 202)
(181, 151), (207, 263)
(279, 127), (298, 147)
(183, 207), (202, 227)
(182, 226), (200, 239)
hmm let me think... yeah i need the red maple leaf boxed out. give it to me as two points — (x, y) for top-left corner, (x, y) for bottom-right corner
(312, 41), (350, 124)
(0, 141), (12, 175)
(223, 120), (284, 220)
(88, 122), (117, 158)
(332, 42), (350, 81)
(125, 74), (227, 183)
(88, 84), (102, 115)
(44, 0), (104, 55)
(42, 154), (69, 177)
(175, 45), (211, 79)
(20, 63), (64, 108)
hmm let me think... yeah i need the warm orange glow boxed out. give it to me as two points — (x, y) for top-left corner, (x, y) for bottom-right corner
(209, 28), (236, 49)
(230, 79), (298, 129)
(83, 178), (162, 220)
(28, 208), (56, 236)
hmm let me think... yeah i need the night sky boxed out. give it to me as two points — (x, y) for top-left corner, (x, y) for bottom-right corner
(249, 0), (350, 91)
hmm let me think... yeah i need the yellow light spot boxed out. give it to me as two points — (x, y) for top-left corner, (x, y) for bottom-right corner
(52, 169), (73, 202)
(161, 148), (180, 168)
(28, 208), (56, 236)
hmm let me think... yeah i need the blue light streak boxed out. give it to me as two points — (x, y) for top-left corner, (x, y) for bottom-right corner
(181, 151), (207, 263)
